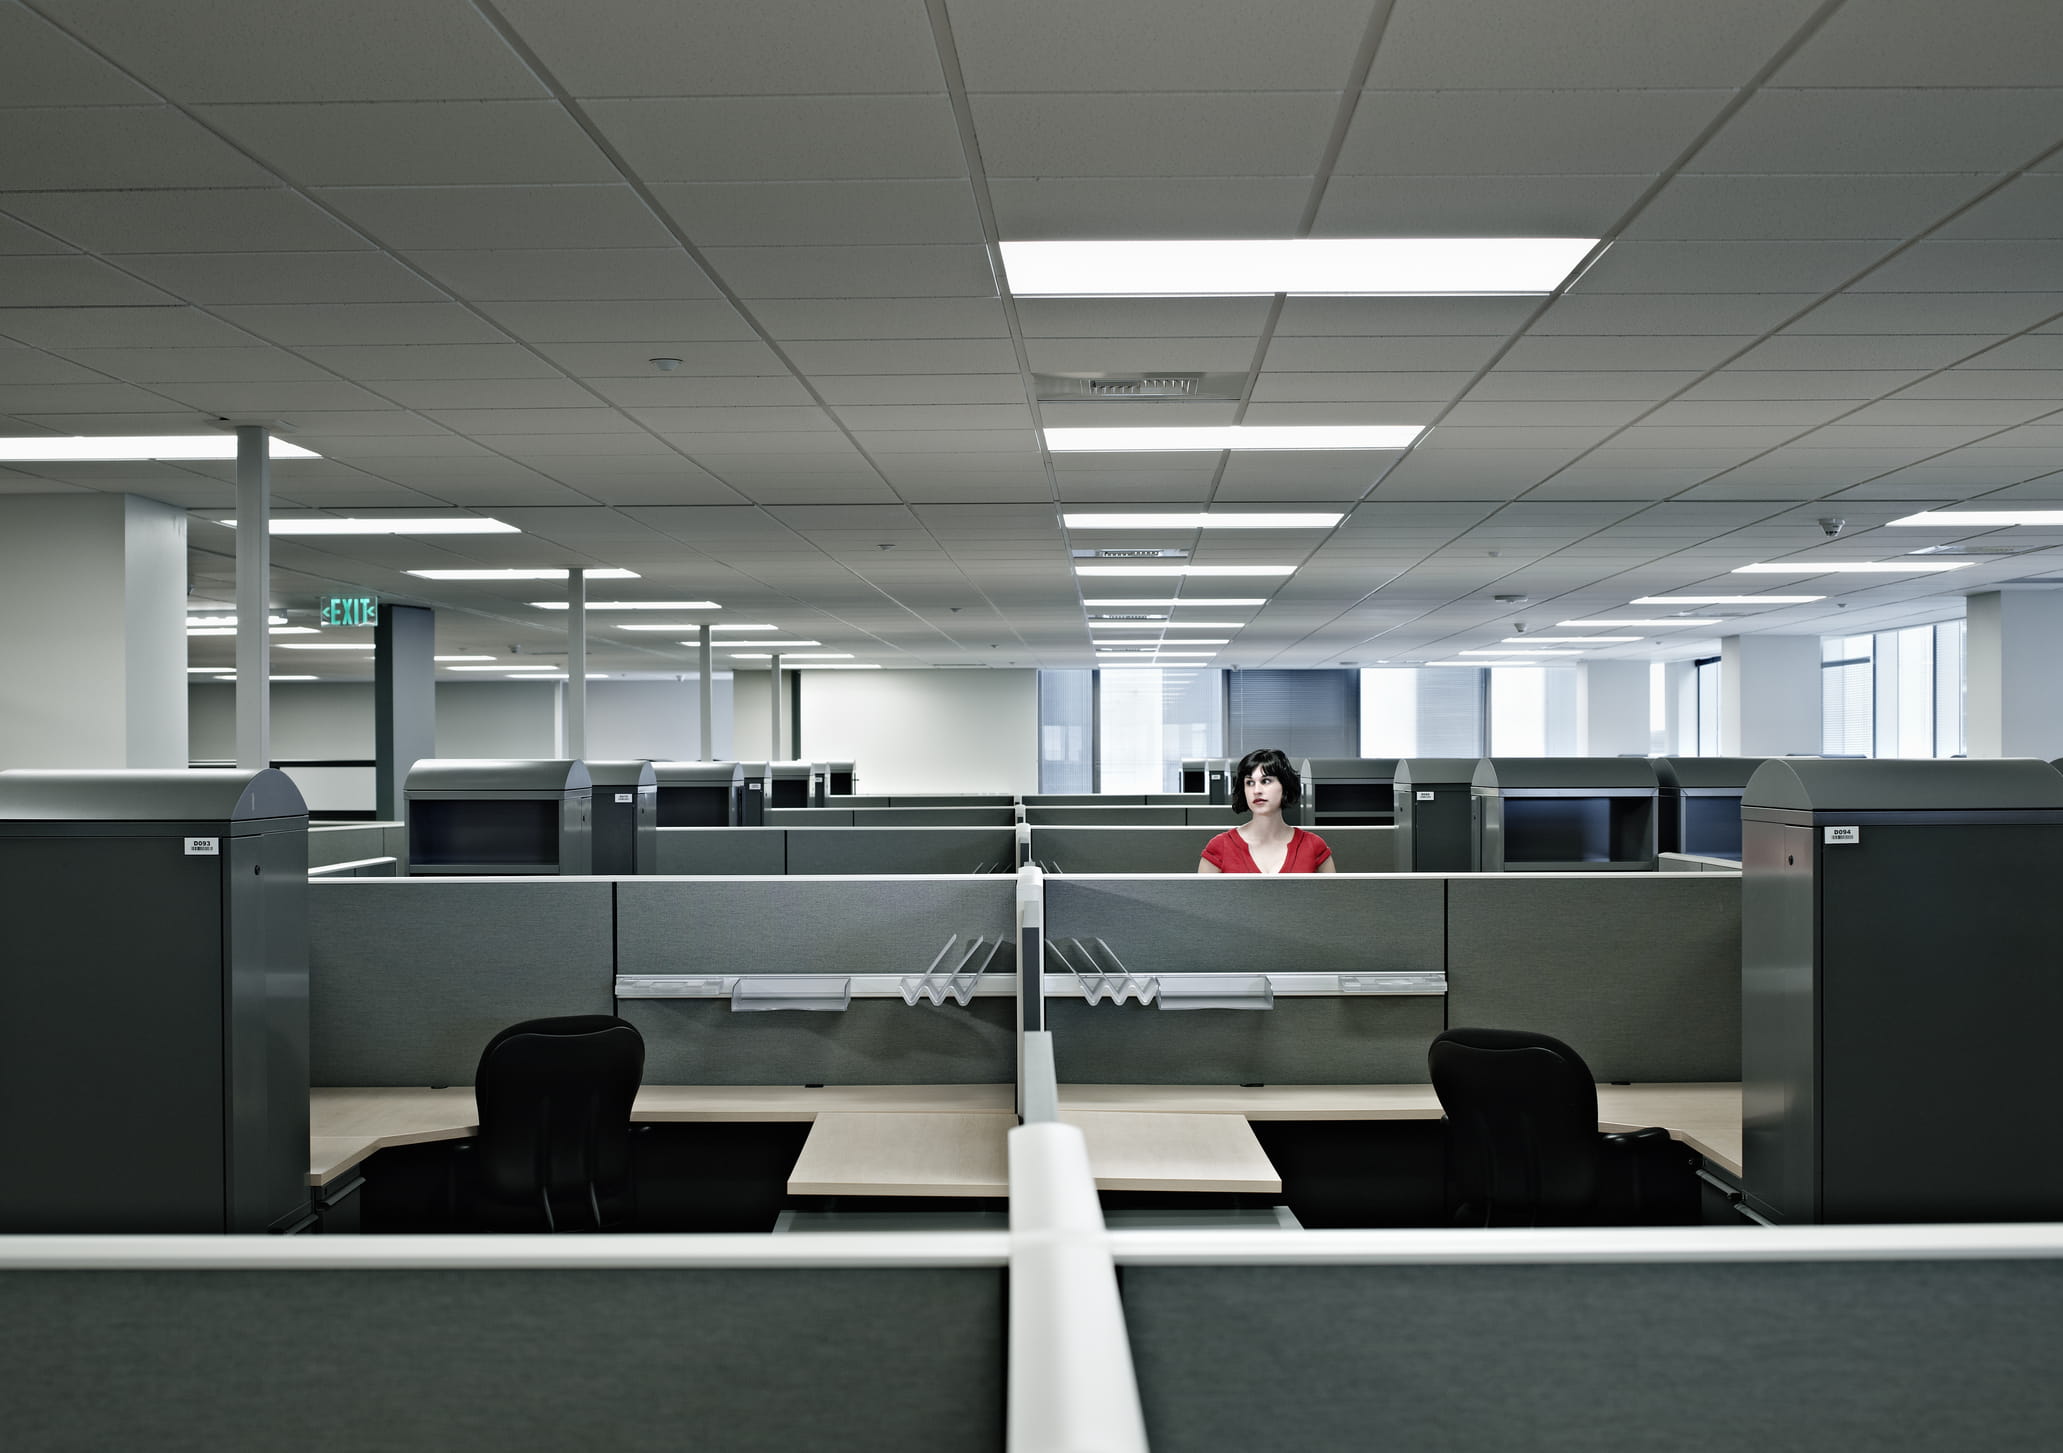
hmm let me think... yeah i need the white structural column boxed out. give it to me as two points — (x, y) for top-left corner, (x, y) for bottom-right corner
(234, 425), (270, 771)
(565, 567), (586, 761)
(1719, 634), (1821, 756)
(1966, 589), (2063, 759)
(769, 653), (784, 760)
(0, 493), (186, 769)
(1576, 660), (1650, 756)
(696, 624), (713, 760)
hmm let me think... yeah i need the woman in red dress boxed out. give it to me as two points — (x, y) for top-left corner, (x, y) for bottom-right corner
(1197, 748), (1335, 875)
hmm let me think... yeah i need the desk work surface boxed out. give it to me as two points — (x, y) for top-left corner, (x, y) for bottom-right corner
(308, 1084), (1014, 1186)
(785, 1111), (1281, 1198)
(1057, 1083), (1744, 1177)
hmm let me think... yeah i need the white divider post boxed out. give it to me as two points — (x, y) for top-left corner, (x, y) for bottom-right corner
(1007, 1123), (1149, 1453)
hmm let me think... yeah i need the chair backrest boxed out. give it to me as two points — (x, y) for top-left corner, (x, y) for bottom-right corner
(473, 1016), (645, 1217)
(1428, 1027), (1602, 1226)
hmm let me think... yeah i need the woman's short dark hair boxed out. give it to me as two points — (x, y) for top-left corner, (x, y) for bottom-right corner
(1233, 747), (1301, 812)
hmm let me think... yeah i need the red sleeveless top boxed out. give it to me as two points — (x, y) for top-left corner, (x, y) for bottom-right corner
(1200, 827), (1333, 875)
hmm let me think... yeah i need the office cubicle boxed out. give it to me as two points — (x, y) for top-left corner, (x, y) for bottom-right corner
(1303, 757), (1399, 827)
(1392, 757), (1477, 871)
(585, 758), (658, 875)
(403, 759), (593, 876)
(653, 760), (743, 827)
(1472, 757), (1660, 872)
(1655, 755), (1763, 861)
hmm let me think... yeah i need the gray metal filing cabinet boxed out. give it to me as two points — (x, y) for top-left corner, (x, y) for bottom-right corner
(585, 759), (657, 874)
(654, 760), (743, 827)
(404, 759), (592, 875)
(1305, 757), (1399, 827)
(1655, 756), (1763, 861)
(0, 768), (312, 1233)
(1472, 757), (1659, 872)
(1394, 757), (1480, 871)
(1740, 757), (2063, 1225)
(768, 760), (813, 809)
(734, 760), (770, 825)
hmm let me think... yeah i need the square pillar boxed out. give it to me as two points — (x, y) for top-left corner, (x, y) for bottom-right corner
(1966, 589), (2063, 759)
(1577, 660), (1651, 757)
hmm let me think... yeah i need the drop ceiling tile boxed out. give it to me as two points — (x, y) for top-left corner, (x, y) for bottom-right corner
(626, 405), (838, 433)
(751, 298), (1011, 341)
(1017, 298), (1274, 339)
(1730, 335), (1997, 370)
(40, 0), (546, 102)
(116, 252), (446, 305)
(1311, 174), (1649, 235)
(529, 340), (788, 376)
(1465, 371), (1701, 402)
(1931, 175), (2063, 240)
(1893, 369), (2063, 400)
(950, 0), (1369, 88)
(584, 97), (967, 181)
(1788, 292), (2063, 335)
(313, 185), (674, 250)
(0, 107), (275, 189)
(365, 378), (601, 410)
(1689, 88), (2063, 174)
(1056, 477), (1214, 503)
(1263, 336), (1503, 372)
(1848, 241), (2063, 293)
(1239, 402), (1439, 426)
(473, 299), (755, 343)
(201, 101), (617, 187)
(0, 382), (180, 413)
(587, 375), (817, 408)
(1838, 399), (2058, 427)
(1678, 369), (1923, 400)
(1641, 400), (1854, 427)
(809, 374), (1027, 406)
(423, 407), (639, 435)
(652, 181), (983, 247)
(1494, 335), (1751, 372)
(788, 338), (1021, 374)
(214, 303), (507, 346)
(477, 432), (679, 458)
(1621, 173), (1989, 241)
(494, 0), (945, 95)
(0, 255), (174, 307)
(700, 244), (997, 298)
(403, 249), (720, 302)
(150, 380), (396, 414)
(1369, 0), (1820, 87)
(296, 344), (561, 380)
(970, 93), (1339, 177)
(852, 430), (1037, 455)
(988, 177), (1312, 240)
(0, 189), (369, 254)
(1529, 293), (1814, 336)
(1250, 371), (1476, 403)
(1773, 0), (2063, 86)
(0, 307), (259, 349)
(10, 410), (233, 434)
(0, 348), (105, 385)
(1518, 473), (1700, 501)
(829, 404), (1034, 432)
(270, 410), (461, 437)
(1337, 90), (1728, 175)
(1571, 240), (1890, 293)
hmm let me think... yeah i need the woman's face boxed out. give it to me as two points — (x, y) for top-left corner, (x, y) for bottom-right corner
(1243, 768), (1284, 817)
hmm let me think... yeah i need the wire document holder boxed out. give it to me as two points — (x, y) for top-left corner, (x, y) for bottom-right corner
(900, 933), (1005, 1007)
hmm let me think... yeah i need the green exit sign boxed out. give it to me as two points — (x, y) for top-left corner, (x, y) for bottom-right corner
(320, 595), (379, 628)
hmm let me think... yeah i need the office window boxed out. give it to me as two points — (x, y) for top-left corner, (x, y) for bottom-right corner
(1694, 656), (1721, 755)
(1227, 669), (1356, 759)
(1037, 670), (1094, 792)
(1488, 667), (1578, 756)
(1822, 635), (1874, 755)
(1098, 668), (1223, 793)
(1358, 668), (1484, 757)
(1820, 623), (1964, 759)
(1935, 619), (1966, 757)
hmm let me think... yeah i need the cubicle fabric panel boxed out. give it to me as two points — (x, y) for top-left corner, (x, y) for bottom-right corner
(655, 827), (786, 875)
(768, 807), (854, 826)
(1024, 805), (1196, 826)
(308, 880), (613, 1085)
(617, 876), (1017, 1083)
(1045, 876), (1444, 1084)
(1445, 876), (1740, 1082)
(851, 807), (1018, 827)
(784, 827), (1015, 875)
(1121, 1258), (2063, 1453)
(306, 823), (399, 869)
(0, 1266), (1006, 1453)
(1030, 825), (1398, 874)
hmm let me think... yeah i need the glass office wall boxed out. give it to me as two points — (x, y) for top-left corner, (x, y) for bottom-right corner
(1096, 668), (1224, 793)
(1358, 667), (1484, 757)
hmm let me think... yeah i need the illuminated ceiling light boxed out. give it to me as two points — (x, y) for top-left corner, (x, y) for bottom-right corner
(187, 625), (320, 636)
(408, 568), (638, 580)
(434, 655), (496, 662)
(731, 652), (852, 660)
(1558, 618), (1724, 628)
(0, 434), (318, 461)
(219, 517), (516, 535)
(186, 666), (235, 674)
(1047, 425), (1421, 452)
(1075, 565), (1294, 577)
(185, 615), (287, 627)
(791, 663), (882, 670)
(1083, 597), (1268, 607)
(444, 663), (560, 671)
(1500, 636), (1639, 644)
(1459, 649), (1582, 656)
(999, 238), (1599, 297)
(267, 675), (318, 681)
(1632, 595), (1825, 605)
(1088, 621), (1245, 630)
(1887, 510), (2063, 526)
(617, 622), (777, 632)
(1731, 561), (1972, 574)
(274, 642), (385, 650)
(531, 600), (716, 610)
(1062, 512), (1343, 529)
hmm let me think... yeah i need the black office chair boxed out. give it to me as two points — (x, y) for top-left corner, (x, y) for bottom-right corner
(1428, 1027), (1698, 1227)
(466, 1015), (645, 1232)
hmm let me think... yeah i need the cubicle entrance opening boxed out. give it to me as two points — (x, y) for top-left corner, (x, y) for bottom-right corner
(408, 798), (559, 869)
(1499, 795), (1652, 867)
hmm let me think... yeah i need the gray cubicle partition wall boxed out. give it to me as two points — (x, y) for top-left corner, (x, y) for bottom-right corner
(1472, 757), (1659, 872)
(0, 769), (312, 1233)
(785, 826), (1017, 875)
(655, 827), (788, 875)
(307, 820), (405, 873)
(1029, 824), (1398, 874)
(404, 759), (592, 876)
(1443, 874), (1741, 1082)
(735, 760), (770, 824)
(615, 876), (1019, 1084)
(584, 759), (658, 874)
(0, 1249), (1007, 1453)
(1042, 876), (1447, 1083)
(1655, 756), (1763, 860)
(768, 760), (813, 809)
(1024, 804), (1214, 827)
(308, 878), (615, 1085)
(1393, 758), (1478, 872)
(1740, 757), (2063, 1225)
(1305, 756), (1399, 827)
(654, 760), (743, 827)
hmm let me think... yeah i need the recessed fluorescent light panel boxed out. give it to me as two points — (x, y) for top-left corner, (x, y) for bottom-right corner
(1089, 621), (1245, 630)
(0, 435), (318, 461)
(1093, 637), (1230, 646)
(409, 568), (638, 581)
(1075, 566), (1294, 577)
(793, 663), (880, 670)
(530, 600), (717, 610)
(445, 663), (561, 672)
(1063, 513), (1342, 529)
(1888, 511), (2063, 526)
(687, 639), (820, 648)
(999, 239), (1599, 297)
(186, 626), (319, 636)
(1501, 636), (1639, 644)
(1558, 619), (1724, 628)
(1731, 561), (1971, 573)
(1083, 598), (1268, 607)
(186, 667), (235, 674)
(1047, 425), (1421, 452)
(185, 615), (287, 627)
(434, 655), (496, 662)
(267, 675), (318, 682)
(274, 642), (382, 650)
(1459, 649), (1581, 656)
(219, 517), (517, 535)
(1632, 595), (1825, 605)
(732, 652), (852, 660)
(617, 623), (781, 633)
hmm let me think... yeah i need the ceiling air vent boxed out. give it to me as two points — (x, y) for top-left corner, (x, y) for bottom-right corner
(1071, 547), (1189, 559)
(1034, 372), (1246, 402)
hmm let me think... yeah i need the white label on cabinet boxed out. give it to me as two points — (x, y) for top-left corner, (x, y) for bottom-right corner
(1824, 825), (1861, 845)
(1416, 791), (1435, 800)
(184, 836), (220, 855)
(614, 793), (633, 803)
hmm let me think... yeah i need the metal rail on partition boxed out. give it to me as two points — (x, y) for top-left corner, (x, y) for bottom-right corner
(1043, 935), (1445, 1007)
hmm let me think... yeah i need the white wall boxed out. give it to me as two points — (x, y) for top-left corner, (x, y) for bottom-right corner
(798, 670), (1038, 794)
(434, 681), (564, 758)
(585, 677), (731, 761)
(1720, 634), (1821, 755)
(1966, 589), (2063, 759)
(1577, 661), (1651, 756)
(731, 668), (781, 762)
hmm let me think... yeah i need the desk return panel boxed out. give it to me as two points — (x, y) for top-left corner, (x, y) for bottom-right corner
(1044, 876), (1444, 1084)
(0, 1264), (1005, 1453)
(309, 879), (613, 1085)
(1445, 875), (1739, 1082)
(617, 877), (1017, 1084)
